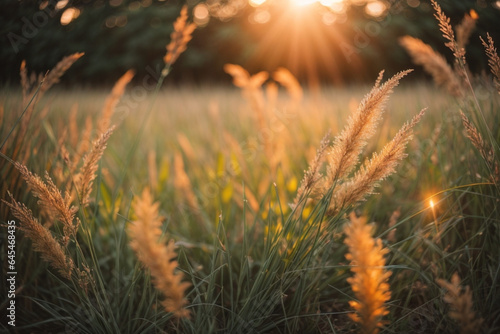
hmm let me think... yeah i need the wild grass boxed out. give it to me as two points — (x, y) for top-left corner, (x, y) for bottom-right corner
(1, 3), (499, 334)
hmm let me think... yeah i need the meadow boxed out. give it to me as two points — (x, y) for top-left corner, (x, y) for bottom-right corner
(1, 2), (499, 334)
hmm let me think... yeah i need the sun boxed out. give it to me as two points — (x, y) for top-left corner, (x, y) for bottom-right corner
(246, 0), (359, 86)
(290, 0), (318, 6)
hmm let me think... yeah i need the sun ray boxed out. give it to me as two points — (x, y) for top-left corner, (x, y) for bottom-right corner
(247, 1), (355, 86)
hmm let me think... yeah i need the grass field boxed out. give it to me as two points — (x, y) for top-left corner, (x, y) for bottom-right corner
(1, 3), (499, 334)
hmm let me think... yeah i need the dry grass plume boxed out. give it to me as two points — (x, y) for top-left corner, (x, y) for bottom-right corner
(436, 273), (484, 334)
(321, 70), (412, 194)
(99, 70), (135, 134)
(460, 111), (499, 183)
(174, 152), (200, 213)
(128, 188), (191, 319)
(431, 0), (464, 64)
(399, 36), (462, 97)
(164, 5), (196, 67)
(3, 193), (75, 280)
(14, 162), (78, 243)
(344, 213), (392, 334)
(456, 10), (478, 51)
(331, 109), (425, 214)
(273, 67), (303, 103)
(480, 33), (500, 94)
(77, 126), (115, 207)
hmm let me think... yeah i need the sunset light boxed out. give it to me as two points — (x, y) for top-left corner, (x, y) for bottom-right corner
(365, 0), (388, 18)
(249, 0), (267, 7)
(290, 0), (318, 7)
(4, 1), (499, 332)
(287, 0), (346, 8)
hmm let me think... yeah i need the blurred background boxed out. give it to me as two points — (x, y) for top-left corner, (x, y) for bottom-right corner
(1, 0), (500, 87)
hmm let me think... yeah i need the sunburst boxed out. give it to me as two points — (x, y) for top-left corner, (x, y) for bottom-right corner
(246, 0), (357, 87)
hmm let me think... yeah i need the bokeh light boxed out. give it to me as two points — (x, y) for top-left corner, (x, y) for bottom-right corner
(194, 3), (210, 27)
(56, 0), (68, 10)
(60, 7), (81, 25)
(249, 0), (267, 7)
(364, 1), (388, 18)
(407, 0), (420, 8)
(290, 0), (317, 7)
(249, 9), (271, 24)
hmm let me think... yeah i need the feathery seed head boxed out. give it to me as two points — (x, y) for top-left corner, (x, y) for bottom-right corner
(431, 0), (465, 63)
(400, 36), (463, 97)
(344, 213), (391, 334)
(14, 162), (77, 239)
(78, 126), (115, 207)
(128, 188), (191, 319)
(42, 53), (84, 96)
(437, 273), (484, 334)
(273, 67), (303, 102)
(99, 70), (135, 134)
(456, 10), (478, 51)
(321, 70), (412, 192)
(164, 5), (196, 67)
(3, 194), (75, 280)
(330, 108), (426, 214)
(481, 33), (500, 94)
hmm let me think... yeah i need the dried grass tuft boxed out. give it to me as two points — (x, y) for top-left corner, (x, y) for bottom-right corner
(14, 162), (78, 242)
(3, 193), (75, 280)
(99, 70), (135, 134)
(331, 108), (426, 214)
(164, 5), (196, 67)
(431, 0), (464, 64)
(77, 126), (115, 207)
(273, 67), (303, 103)
(344, 213), (392, 334)
(41, 52), (84, 96)
(456, 10), (478, 51)
(321, 70), (412, 193)
(460, 111), (499, 183)
(173, 152), (200, 213)
(480, 33), (500, 94)
(400, 36), (463, 97)
(128, 188), (191, 319)
(436, 273), (484, 334)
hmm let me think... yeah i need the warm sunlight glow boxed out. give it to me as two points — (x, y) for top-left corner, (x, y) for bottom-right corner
(249, 9), (271, 24)
(60, 7), (80, 25)
(469, 9), (478, 20)
(365, 1), (388, 18)
(248, 0), (351, 87)
(194, 3), (210, 27)
(56, 0), (68, 10)
(268, 0), (347, 11)
(249, 0), (267, 7)
(429, 199), (435, 209)
(322, 11), (336, 25)
(320, 0), (344, 6)
(291, 0), (318, 7)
